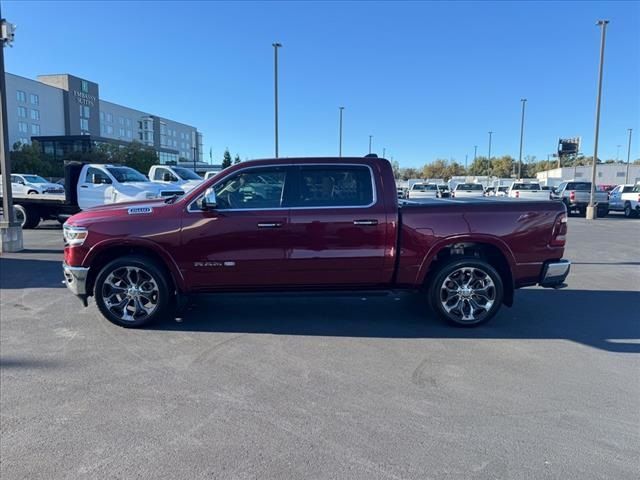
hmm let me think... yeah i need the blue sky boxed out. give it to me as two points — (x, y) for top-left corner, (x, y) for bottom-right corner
(5, 0), (639, 167)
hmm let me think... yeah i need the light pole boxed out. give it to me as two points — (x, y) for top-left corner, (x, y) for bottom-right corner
(487, 131), (493, 176)
(473, 145), (478, 162)
(382, 147), (386, 159)
(626, 128), (633, 183)
(465, 154), (468, 171)
(272, 42), (282, 158)
(587, 20), (609, 220)
(338, 106), (344, 157)
(368, 135), (373, 154)
(192, 146), (197, 172)
(0, 7), (22, 252)
(518, 99), (527, 179)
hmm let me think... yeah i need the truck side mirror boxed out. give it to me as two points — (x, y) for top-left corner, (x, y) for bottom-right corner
(201, 188), (217, 210)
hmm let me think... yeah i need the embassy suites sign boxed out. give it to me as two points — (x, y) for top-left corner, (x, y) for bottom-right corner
(73, 90), (97, 107)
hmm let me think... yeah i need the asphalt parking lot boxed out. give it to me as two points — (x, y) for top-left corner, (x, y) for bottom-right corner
(1, 215), (639, 480)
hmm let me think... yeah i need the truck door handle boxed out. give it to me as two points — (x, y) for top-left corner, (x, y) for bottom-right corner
(257, 222), (283, 228)
(80, 185), (88, 188)
(353, 219), (378, 226)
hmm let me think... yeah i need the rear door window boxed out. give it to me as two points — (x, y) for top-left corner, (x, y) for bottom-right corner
(291, 165), (374, 207)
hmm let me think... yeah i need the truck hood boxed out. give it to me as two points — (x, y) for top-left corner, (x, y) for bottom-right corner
(67, 198), (169, 226)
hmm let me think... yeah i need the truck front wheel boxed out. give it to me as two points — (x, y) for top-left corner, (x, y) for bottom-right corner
(94, 255), (171, 328)
(14, 204), (40, 229)
(429, 258), (504, 327)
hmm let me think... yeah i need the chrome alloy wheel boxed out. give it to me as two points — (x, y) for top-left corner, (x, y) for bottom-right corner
(102, 266), (160, 323)
(439, 267), (496, 323)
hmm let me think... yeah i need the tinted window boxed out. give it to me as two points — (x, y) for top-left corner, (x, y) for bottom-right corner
(106, 167), (148, 183)
(87, 167), (111, 184)
(566, 182), (591, 191)
(152, 168), (169, 181)
(214, 168), (286, 210)
(172, 167), (202, 180)
(622, 186), (634, 193)
(512, 183), (541, 190)
(456, 183), (484, 191)
(293, 165), (374, 207)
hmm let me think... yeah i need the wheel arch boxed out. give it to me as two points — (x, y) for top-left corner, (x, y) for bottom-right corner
(418, 236), (515, 307)
(84, 239), (185, 296)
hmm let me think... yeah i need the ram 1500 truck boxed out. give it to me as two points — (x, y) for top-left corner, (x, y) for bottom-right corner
(62, 156), (570, 328)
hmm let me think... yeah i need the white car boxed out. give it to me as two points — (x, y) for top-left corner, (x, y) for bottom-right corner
(495, 186), (510, 197)
(508, 182), (550, 200)
(451, 183), (485, 198)
(608, 184), (640, 217)
(149, 165), (203, 193)
(0, 174), (65, 196)
(77, 164), (184, 210)
(407, 183), (440, 200)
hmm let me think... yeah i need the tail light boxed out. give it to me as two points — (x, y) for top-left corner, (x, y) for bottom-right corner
(515, 191), (520, 198)
(569, 191), (576, 202)
(550, 213), (568, 246)
(451, 191), (455, 198)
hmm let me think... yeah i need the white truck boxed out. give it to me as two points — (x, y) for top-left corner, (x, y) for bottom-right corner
(148, 165), (203, 193)
(0, 162), (184, 228)
(507, 182), (550, 200)
(407, 183), (440, 200)
(608, 184), (640, 218)
(450, 183), (485, 198)
(0, 174), (65, 196)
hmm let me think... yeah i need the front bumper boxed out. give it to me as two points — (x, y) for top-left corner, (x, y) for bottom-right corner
(539, 260), (571, 288)
(63, 262), (89, 297)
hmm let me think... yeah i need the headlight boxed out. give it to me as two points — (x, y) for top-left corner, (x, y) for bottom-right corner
(63, 225), (88, 246)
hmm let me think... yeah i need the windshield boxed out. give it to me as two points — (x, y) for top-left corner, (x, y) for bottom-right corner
(412, 184), (438, 191)
(567, 182), (591, 191)
(512, 183), (541, 190)
(456, 184), (484, 191)
(22, 175), (49, 183)
(172, 167), (202, 180)
(106, 167), (148, 183)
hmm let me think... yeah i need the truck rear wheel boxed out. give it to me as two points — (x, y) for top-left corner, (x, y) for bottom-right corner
(94, 255), (171, 328)
(428, 257), (504, 327)
(623, 203), (637, 218)
(14, 204), (40, 229)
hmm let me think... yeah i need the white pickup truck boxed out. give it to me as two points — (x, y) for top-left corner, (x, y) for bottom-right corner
(608, 183), (640, 218)
(451, 183), (485, 198)
(0, 163), (184, 228)
(407, 183), (440, 200)
(508, 182), (550, 200)
(148, 165), (203, 193)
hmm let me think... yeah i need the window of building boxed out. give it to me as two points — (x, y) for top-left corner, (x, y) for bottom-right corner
(616, 172), (625, 177)
(139, 132), (143, 140)
(106, 112), (113, 123)
(31, 124), (41, 135)
(119, 127), (125, 137)
(30, 109), (40, 121)
(83, 105), (90, 118)
(16, 90), (26, 102)
(126, 118), (132, 127)
(211, 168), (287, 210)
(81, 80), (89, 93)
(17, 106), (27, 118)
(291, 165), (374, 207)
(126, 129), (132, 138)
(18, 121), (28, 133)
(30, 93), (39, 105)
(106, 125), (114, 135)
(80, 118), (89, 132)
(118, 117), (124, 125)
(100, 111), (104, 122)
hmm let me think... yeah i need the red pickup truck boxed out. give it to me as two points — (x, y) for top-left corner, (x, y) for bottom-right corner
(62, 156), (570, 328)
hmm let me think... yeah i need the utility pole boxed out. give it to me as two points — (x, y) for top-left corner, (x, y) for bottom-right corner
(0, 6), (22, 252)
(518, 98), (527, 179)
(487, 131), (493, 176)
(338, 106), (344, 157)
(473, 145), (478, 162)
(272, 42), (282, 158)
(368, 135), (373, 154)
(587, 20), (609, 220)
(382, 147), (386, 159)
(465, 154), (468, 171)
(626, 128), (633, 183)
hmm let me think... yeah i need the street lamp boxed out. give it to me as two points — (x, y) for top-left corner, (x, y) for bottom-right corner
(368, 135), (373, 154)
(0, 7), (22, 252)
(587, 20), (609, 220)
(518, 99), (527, 179)
(338, 106), (344, 157)
(626, 128), (633, 183)
(272, 42), (282, 158)
(473, 145), (478, 162)
(487, 131), (493, 176)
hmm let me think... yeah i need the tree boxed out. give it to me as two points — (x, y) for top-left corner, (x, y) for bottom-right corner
(491, 155), (515, 178)
(6, 141), (63, 178)
(422, 159), (449, 180)
(222, 149), (232, 169)
(401, 167), (421, 181)
(467, 156), (490, 176)
(390, 160), (401, 179)
(234, 154), (241, 165)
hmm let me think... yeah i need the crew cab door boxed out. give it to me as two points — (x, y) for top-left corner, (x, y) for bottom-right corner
(179, 166), (290, 290)
(78, 167), (113, 210)
(283, 164), (390, 286)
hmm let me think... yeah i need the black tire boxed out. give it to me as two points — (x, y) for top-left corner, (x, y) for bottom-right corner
(623, 203), (636, 218)
(597, 207), (608, 218)
(94, 255), (171, 328)
(14, 204), (40, 229)
(428, 257), (504, 327)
